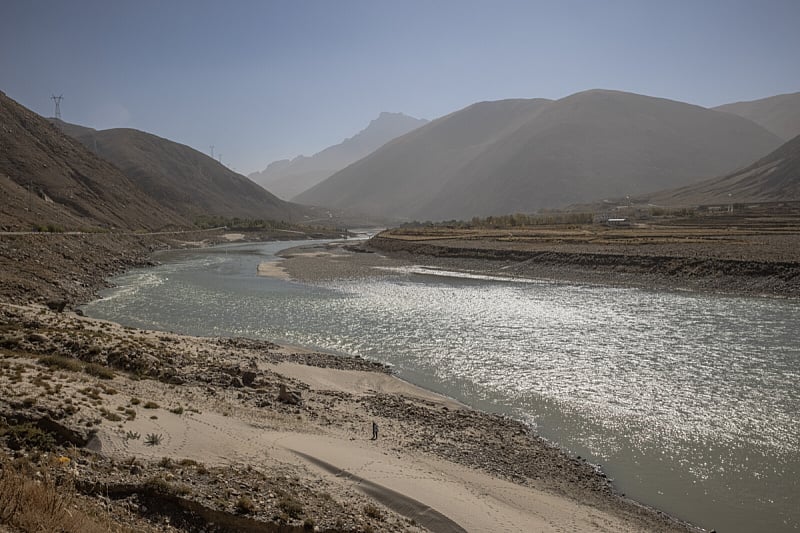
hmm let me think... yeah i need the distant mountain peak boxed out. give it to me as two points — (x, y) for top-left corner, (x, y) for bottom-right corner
(377, 111), (409, 119)
(249, 111), (428, 200)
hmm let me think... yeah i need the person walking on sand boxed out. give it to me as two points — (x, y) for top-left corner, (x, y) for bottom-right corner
(371, 421), (378, 440)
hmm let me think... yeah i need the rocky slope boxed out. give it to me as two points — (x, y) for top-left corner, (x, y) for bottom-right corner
(0, 91), (188, 231)
(55, 121), (310, 222)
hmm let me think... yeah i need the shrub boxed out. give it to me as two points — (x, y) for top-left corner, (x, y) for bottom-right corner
(363, 503), (383, 520)
(2, 423), (56, 451)
(100, 409), (122, 422)
(174, 484), (192, 496)
(144, 433), (162, 446)
(78, 387), (101, 400)
(144, 476), (174, 495)
(235, 495), (256, 514)
(0, 454), (112, 532)
(84, 363), (115, 380)
(278, 495), (303, 518)
(143, 401), (159, 409)
(39, 355), (82, 373)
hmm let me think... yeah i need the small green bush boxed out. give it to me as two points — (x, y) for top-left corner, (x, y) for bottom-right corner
(2, 423), (56, 451)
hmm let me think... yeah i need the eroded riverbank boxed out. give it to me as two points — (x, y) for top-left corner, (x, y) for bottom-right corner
(363, 228), (800, 298)
(0, 234), (705, 531)
(269, 239), (799, 533)
(0, 301), (700, 532)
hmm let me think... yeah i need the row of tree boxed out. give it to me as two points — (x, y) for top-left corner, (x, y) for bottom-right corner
(400, 212), (595, 229)
(194, 215), (296, 231)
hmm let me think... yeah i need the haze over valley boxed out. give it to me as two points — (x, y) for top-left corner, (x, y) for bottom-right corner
(294, 89), (789, 220)
(249, 112), (428, 200)
(2, 3), (800, 533)
(5, 87), (799, 230)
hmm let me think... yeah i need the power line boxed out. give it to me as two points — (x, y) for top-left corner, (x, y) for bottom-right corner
(51, 94), (63, 119)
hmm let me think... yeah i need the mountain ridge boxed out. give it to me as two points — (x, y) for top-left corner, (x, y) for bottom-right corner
(714, 91), (800, 141)
(249, 112), (428, 200)
(0, 91), (188, 231)
(295, 89), (783, 221)
(56, 122), (311, 223)
(643, 133), (800, 206)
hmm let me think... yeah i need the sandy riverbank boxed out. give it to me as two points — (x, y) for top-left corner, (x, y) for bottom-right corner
(0, 302), (701, 532)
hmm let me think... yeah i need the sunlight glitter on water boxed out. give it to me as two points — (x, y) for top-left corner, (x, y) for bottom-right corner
(315, 276), (798, 454)
(83, 243), (800, 532)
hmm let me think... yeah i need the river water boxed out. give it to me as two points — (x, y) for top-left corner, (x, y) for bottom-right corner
(82, 240), (800, 533)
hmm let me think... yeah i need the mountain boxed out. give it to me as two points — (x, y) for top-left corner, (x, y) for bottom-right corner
(0, 91), (188, 231)
(293, 98), (553, 219)
(295, 90), (783, 221)
(57, 122), (308, 222)
(644, 133), (800, 206)
(714, 92), (800, 141)
(249, 112), (428, 200)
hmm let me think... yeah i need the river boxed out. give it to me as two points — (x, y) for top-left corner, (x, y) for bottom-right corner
(82, 239), (800, 533)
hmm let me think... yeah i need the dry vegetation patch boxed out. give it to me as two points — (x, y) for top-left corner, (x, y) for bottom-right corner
(0, 453), (138, 533)
(0, 303), (427, 532)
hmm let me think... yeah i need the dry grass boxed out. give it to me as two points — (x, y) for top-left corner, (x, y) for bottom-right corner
(0, 455), (127, 533)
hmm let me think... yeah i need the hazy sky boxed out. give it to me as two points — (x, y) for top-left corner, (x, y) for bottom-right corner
(3, 0), (799, 174)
